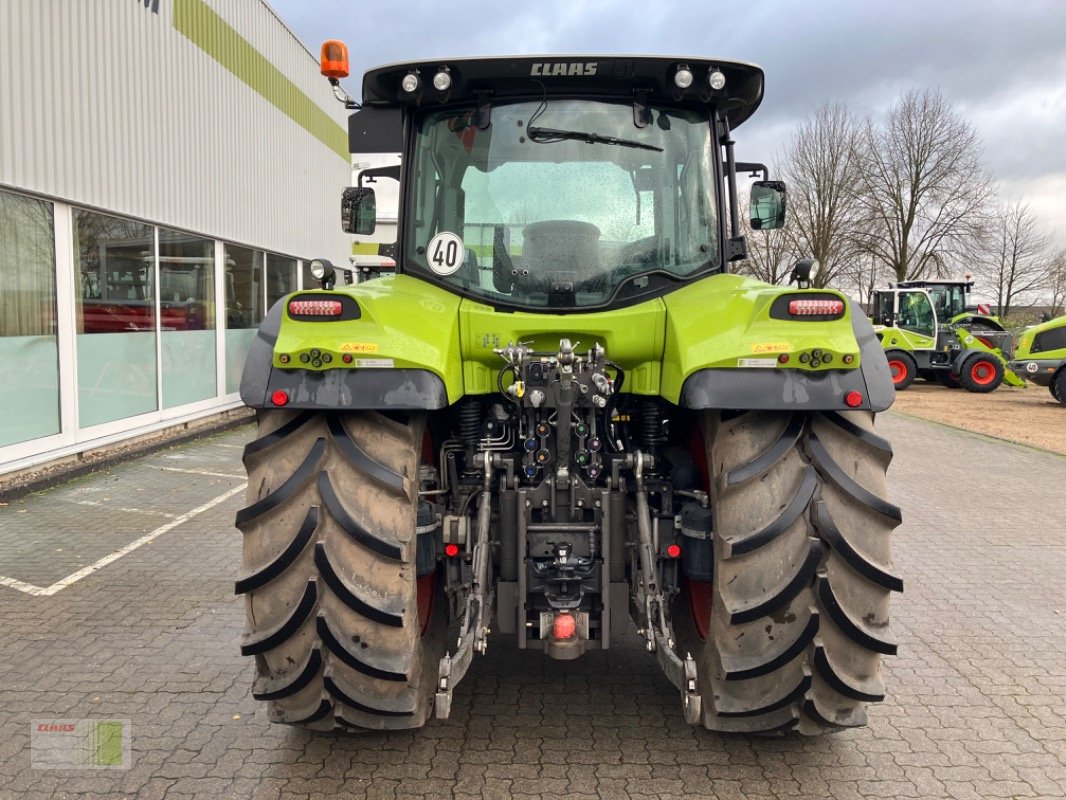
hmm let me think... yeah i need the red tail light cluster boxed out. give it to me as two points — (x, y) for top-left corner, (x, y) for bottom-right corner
(288, 299), (342, 316)
(788, 298), (845, 316)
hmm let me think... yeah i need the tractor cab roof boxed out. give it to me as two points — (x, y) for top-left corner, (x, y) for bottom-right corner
(895, 279), (974, 289)
(361, 55), (765, 129)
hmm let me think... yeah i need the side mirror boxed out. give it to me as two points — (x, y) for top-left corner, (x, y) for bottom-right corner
(341, 187), (376, 235)
(749, 180), (787, 230)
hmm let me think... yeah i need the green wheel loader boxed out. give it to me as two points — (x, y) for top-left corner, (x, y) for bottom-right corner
(871, 286), (1023, 392)
(235, 48), (902, 735)
(1009, 315), (1066, 405)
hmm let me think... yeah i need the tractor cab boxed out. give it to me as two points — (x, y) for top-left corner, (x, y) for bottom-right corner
(873, 287), (938, 341)
(323, 51), (782, 309)
(894, 278), (1003, 331)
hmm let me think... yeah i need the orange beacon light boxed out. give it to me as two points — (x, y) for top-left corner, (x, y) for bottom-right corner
(320, 40), (349, 79)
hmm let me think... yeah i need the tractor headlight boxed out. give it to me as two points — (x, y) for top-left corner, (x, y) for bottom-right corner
(674, 66), (694, 89)
(432, 68), (452, 91)
(708, 69), (726, 90)
(401, 72), (420, 93)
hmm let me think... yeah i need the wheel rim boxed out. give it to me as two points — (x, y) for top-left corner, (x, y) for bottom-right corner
(970, 361), (996, 385)
(417, 573), (435, 636)
(687, 579), (714, 641)
(888, 359), (908, 384)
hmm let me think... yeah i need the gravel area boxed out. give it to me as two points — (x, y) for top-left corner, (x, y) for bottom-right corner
(889, 381), (1066, 455)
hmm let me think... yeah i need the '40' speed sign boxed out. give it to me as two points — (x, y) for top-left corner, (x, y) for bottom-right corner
(427, 232), (465, 276)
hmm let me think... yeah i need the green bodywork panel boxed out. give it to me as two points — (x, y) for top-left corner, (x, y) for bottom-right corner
(269, 272), (864, 405)
(1015, 317), (1066, 361)
(271, 275), (466, 400)
(459, 298), (667, 395)
(873, 326), (936, 352)
(660, 274), (860, 403)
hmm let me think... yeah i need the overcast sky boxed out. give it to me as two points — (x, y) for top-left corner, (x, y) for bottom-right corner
(269, 0), (1066, 246)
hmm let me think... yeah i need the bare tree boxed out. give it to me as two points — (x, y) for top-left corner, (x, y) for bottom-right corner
(837, 255), (889, 308)
(981, 200), (1053, 317)
(740, 225), (795, 285)
(856, 88), (994, 283)
(1047, 249), (1066, 317)
(779, 103), (868, 288)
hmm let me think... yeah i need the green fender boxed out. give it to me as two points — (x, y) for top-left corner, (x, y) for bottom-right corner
(240, 275), (465, 409)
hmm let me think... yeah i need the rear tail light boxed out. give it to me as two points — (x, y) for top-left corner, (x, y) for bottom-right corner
(288, 299), (342, 316)
(788, 298), (845, 316)
(552, 612), (577, 640)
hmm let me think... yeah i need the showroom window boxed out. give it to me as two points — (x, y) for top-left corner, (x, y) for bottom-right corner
(158, 228), (216, 408)
(224, 243), (263, 393)
(73, 210), (158, 428)
(0, 189), (60, 447)
(266, 253), (297, 310)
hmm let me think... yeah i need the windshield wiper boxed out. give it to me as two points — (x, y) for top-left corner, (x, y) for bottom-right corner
(526, 126), (663, 152)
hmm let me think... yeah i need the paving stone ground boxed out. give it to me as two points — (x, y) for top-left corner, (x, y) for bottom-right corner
(0, 413), (1064, 799)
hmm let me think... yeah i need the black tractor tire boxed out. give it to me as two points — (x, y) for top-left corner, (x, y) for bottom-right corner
(936, 371), (962, 389)
(884, 351), (917, 390)
(673, 410), (902, 734)
(235, 409), (447, 732)
(958, 355), (1004, 393)
(1052, 369), (1066, 405)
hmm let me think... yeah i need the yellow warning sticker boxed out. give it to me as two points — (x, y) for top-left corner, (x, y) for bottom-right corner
(752, 342), (791, 353)
(340, 342), (379, 353)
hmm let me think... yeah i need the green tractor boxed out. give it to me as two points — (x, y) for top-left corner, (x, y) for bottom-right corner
(1009, 315), (1066, 405)
(871, 284), (1023, 392)
(235, 47), (902, 735)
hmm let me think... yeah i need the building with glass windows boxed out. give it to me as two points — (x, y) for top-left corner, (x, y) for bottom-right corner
(0, 0), (351, 478)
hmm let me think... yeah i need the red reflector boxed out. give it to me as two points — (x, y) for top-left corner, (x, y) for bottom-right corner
(552, 612), (577, 640)
(271, 390), (289, 406)
(444, 543), (460, 558)
(788, 298), (845, 316)
(844, 391), (863, 408)
(288, 299), (342, 316)
(666, 543), (682, 559)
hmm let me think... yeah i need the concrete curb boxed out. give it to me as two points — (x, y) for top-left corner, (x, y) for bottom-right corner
(0, 407), (255, 502)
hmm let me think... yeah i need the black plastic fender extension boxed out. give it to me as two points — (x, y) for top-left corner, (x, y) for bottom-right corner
(679, 312), (894, 412)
